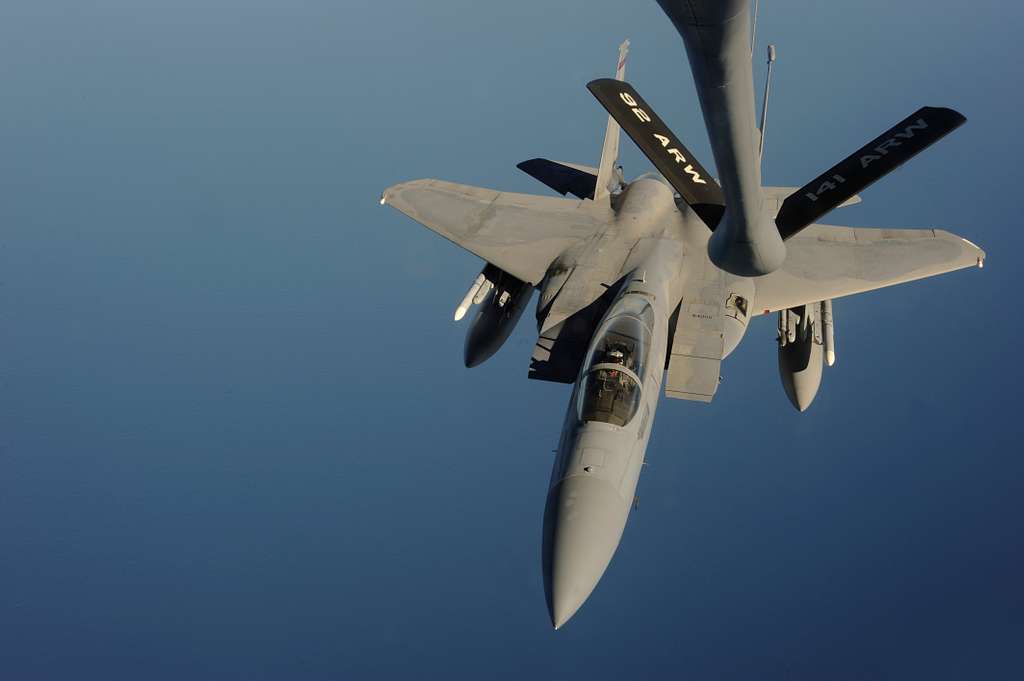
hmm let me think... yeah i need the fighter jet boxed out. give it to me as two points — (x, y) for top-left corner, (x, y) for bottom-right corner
(379, 0), (984, 629)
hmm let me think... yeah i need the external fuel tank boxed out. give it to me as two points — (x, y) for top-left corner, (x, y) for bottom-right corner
(458, 265), (533, 368)
(778, 304), (824, 412)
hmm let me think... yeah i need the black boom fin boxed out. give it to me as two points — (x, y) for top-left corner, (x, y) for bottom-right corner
(587, 78), (725, 229)
(776, 106), (967, 239)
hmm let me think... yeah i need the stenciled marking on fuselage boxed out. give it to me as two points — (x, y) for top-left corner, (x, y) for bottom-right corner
(617, 91), (707, 185)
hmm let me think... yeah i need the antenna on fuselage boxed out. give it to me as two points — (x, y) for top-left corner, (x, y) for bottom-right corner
(758, 43), (776, 165)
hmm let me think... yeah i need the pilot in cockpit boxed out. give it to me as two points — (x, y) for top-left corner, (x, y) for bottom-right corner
(603, 347), (630, 388)
(610, 344), (636, 369)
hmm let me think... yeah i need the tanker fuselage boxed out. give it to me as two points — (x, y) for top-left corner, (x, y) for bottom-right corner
(658, 0), (786, 275)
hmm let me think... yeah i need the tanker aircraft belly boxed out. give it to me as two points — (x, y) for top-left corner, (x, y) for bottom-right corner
(379, 2), (984, 629)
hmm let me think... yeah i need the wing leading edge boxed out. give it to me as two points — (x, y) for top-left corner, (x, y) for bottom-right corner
(382, 179), (604, 285)
(752, 224), (985, 315)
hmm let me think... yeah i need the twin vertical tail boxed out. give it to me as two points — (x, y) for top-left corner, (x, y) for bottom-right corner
(592, 40), (630, 202)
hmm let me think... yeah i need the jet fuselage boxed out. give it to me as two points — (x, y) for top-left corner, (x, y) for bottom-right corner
(379, 0), (984, 632)
(539, 175), (729, 627)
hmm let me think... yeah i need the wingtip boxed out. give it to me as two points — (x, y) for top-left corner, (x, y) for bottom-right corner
(379, 179), (436, 209)
(958, 237), (986, 268)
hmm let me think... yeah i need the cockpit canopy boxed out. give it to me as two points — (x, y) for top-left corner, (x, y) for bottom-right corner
(577, 296), (654, 427)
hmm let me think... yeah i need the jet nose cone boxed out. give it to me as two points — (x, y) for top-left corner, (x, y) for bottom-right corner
(542, 475), (629, 629)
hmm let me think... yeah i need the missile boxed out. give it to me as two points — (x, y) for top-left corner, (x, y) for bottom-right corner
(822, 299), (836, 367)
(473, 278), (494, 306)
(454, 273), (487, 322)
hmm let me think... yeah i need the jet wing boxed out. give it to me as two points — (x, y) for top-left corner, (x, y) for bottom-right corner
(752, 224), (985, 314)
(382, 179), (602, 285)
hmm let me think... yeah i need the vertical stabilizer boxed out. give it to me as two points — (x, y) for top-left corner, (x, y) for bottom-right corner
(594, 40), (630, 202)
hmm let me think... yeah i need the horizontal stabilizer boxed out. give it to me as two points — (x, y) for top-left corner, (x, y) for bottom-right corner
(586, 78), (725, 229)
(517, 158), (597, 200)
(776, 107), (966, 239)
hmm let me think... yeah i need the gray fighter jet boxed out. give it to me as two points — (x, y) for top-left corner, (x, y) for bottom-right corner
(380, 0), (984, 629)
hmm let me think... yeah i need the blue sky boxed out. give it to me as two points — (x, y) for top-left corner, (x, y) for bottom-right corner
(1, 1), (1021, 679)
